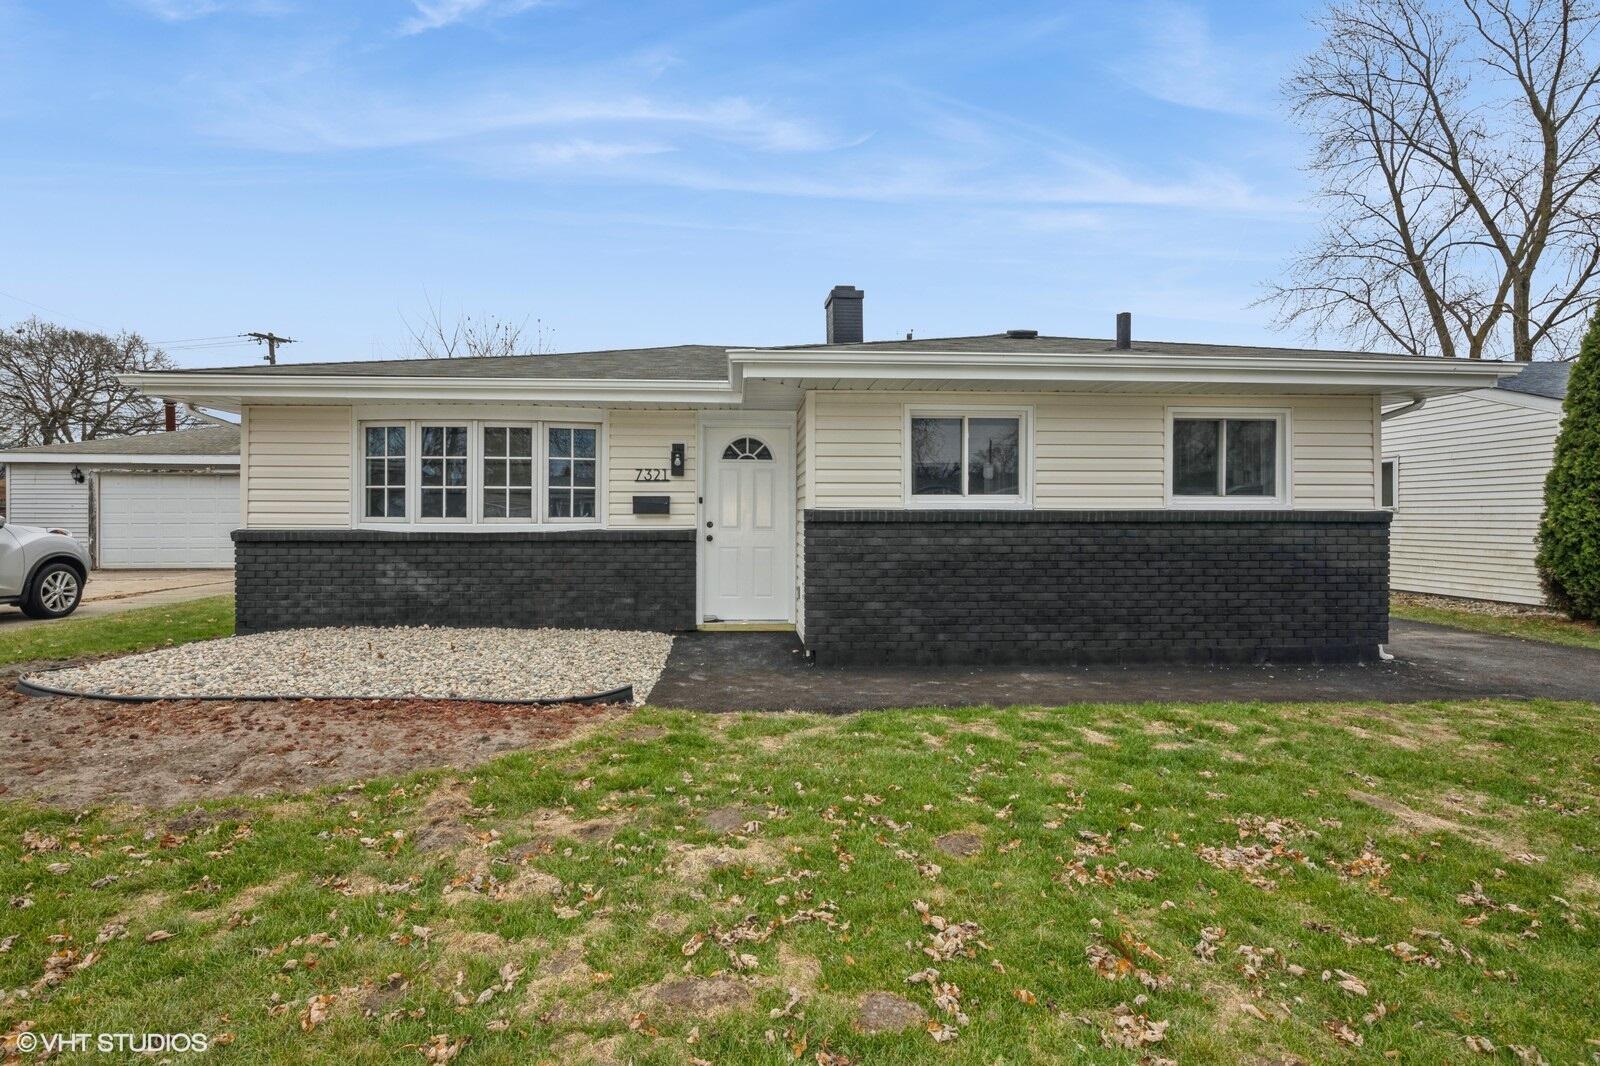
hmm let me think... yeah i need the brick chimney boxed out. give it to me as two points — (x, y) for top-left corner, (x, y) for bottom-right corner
(1115, 312), (1132, 350)
(164, 400), (177, 432)
(825, 285), (864, 344)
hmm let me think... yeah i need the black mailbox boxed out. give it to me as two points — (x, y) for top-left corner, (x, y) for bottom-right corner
(632, 495), (670, 515)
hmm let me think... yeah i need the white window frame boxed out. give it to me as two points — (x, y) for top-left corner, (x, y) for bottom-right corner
(415, 422), (473, 524)
(359, 422), (411, 525)
(543, 423), (603, 524)
(478, 422), (539, 524)
(1381, 456), (1399, 510)
(352, 413), (606, 531)
(902, 405), (1033, 510)
(1164, 407), (1291, 509)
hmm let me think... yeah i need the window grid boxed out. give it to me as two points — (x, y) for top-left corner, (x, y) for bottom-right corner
(418, 424), (469, 520)
(356, 420), (602, 527)
(547, 425), (598, 520)
(481, 425), (536, 520)
(363, 425), (407, 520)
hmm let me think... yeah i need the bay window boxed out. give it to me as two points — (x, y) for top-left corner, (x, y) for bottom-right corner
(357, 419), (602, 526)
(1169, 410), (1287, 505)
(907, 408), (1028, 506)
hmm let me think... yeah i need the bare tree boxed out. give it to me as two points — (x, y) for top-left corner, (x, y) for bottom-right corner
(1269, 0), (1600, 360)
(0, 318), (193, 448)
(400, 295), (552, 359)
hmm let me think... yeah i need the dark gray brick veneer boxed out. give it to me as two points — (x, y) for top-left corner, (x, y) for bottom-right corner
(233, 528), (695, 634)
(803, 509), (1390, 665)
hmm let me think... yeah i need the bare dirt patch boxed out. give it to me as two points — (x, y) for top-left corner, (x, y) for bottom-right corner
(933, 830), (984, 858)
(642, 975), (755, 1019)
(1349, 789), (1534, 858)
(856, 991), (928, 1034)
(700, 806), (760, 833)
(1323, 707), (1461, 753)
(1080, 727), (1117, 747)
(0, 662), (617, 808)
(667, 839), (782, 882)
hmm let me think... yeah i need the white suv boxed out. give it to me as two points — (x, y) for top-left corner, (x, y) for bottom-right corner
(0, 519), (91, 619)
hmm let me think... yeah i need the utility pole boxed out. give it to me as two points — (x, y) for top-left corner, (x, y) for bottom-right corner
(243, 331), (296, 365)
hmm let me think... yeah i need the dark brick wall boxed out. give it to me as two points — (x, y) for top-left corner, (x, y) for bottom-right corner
(803, 509), (1390, 665)
(233, 528), (696, 634)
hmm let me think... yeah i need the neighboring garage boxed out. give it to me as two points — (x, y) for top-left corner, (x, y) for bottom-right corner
(0, 424), (240, 569)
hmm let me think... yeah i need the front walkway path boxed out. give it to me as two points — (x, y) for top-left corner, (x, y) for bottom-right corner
(649, 619), (1600, 711)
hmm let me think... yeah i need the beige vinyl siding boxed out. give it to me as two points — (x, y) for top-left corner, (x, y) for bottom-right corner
(243, 405), (352, 528)
(1384, 391), (1560, 604)
(809, 391), (1378, 509)
(3, 463), (90, 544)
(606, 409), (697, 528)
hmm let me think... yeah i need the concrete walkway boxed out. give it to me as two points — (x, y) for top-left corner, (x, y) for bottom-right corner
(649, 619), (1600, 711)
(0, 569), (233, 629)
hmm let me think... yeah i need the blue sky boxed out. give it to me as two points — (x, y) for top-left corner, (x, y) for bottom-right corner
(0, 0), (1326, 367)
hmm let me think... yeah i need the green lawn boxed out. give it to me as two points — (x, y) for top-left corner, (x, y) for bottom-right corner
(1392, 597), (1600, 652)
(3, 697), (1597, 1063)
(0, 594), (234, 666)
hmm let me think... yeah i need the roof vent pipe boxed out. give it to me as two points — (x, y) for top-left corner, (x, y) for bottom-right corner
(825, 285), (864, 344)
(1115, 312), (1132, 350)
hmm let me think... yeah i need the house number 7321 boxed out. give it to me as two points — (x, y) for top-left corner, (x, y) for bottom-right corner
(634, 468), (669, 482)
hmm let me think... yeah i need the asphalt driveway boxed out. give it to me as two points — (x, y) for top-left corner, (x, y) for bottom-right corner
(649, 619), (1600, 711)
(0, 568), (233, 629)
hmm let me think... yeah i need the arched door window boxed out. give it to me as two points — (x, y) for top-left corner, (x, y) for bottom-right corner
(721, 436), (773, 460)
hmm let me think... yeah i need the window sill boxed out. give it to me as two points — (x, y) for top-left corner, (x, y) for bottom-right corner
(354, 521), (605, 533)
(905, 495), (1031, 510)
(1166, 496), (1291, 510)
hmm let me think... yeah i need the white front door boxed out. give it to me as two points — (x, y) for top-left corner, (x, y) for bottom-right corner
(701, 426), (793, 623)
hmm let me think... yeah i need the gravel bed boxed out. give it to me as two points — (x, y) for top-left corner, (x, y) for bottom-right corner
(26, 626), (674, 703)
(1392, 591), (1567, 619)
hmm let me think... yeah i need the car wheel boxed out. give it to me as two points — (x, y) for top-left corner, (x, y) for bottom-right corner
(22, 563), (83, 619)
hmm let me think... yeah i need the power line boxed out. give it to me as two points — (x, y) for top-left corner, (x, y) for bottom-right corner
(0, 288), (108, 331)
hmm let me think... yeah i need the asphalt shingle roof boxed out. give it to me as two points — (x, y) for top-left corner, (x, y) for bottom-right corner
(1494, 360), (1571, 401)
(0, 424), (240, 458)
(168, 333), (1445, 382)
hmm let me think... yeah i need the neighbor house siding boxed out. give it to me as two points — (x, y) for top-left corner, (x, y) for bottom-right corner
(1383, 390), (1561, 604)
(3, 463), (90, 545)
(243, 405), (353, 529)
(606, 409), (697, 528)
(808, 391), (1379, 509)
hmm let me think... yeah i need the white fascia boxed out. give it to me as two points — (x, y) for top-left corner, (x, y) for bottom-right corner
(0, 453), (238, 466)
(726, 348), (1524, 394)
(118, 372), (743, 410)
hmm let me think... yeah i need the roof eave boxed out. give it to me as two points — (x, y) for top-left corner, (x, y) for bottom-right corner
(0, 453), (238, 466)
(727, 348), (1523, 394)
(120, 372), (742, 408)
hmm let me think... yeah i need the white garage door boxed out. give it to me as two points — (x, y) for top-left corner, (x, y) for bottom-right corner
(98, 472), (239, 569)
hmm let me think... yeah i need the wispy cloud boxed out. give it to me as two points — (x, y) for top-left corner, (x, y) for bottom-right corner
(125, 0), (289, 21)
(1115, 1), (1283, 117)
(398, 0), (549, 36)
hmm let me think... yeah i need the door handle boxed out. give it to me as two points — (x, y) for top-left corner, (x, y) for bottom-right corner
(706, 534), (714, 542)
(706, 520), (714, 528)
